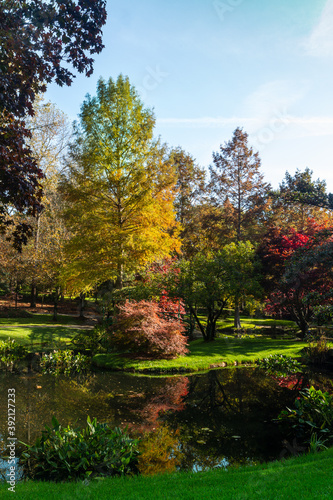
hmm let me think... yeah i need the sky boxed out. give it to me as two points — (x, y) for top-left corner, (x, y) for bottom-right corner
(45, 0), (333, 191)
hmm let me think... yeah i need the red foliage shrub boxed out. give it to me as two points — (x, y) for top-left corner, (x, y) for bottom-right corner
(110, 298), (188, 359)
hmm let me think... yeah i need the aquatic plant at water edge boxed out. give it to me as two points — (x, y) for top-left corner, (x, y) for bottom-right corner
(20, 416), (140, 481)
(40, 350), (90, 375)
(277, 386), (333, 446)
(0, 338), (27, 371)
(255, 354), (302, 376)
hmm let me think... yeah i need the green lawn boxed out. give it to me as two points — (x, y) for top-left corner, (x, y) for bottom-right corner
(197, 314), (296, 334)
(1, 447), (332, 499)
(0, 313), (84, 326)
(0, 325), (88, 349)
(0, 313), (93, 349)
(93, 337), (309, 373)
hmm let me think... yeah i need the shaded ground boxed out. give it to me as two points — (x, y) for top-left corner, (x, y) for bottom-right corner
(0, 295), (98, 322)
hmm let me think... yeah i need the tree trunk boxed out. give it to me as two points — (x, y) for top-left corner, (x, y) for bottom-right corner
(79, 292), (85, 320)
(234, 297), (241, 329)
(206, 314), (217, 341)
(237, 163), (241, 242)
(30, 281), (37, 308)
(30, 213), (40, 308)
(298, 318), (309, 339)
(115, 259), (123, 290)
(190, 305), (208, 341)
(53, 289), (59, 321)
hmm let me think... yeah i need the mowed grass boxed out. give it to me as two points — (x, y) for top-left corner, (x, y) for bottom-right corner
(0, 314), (91, 349)
(93, 337), (309, 372)
(0, 326), (87, 348)
(0, 313), (84, 326)
(1, 446), (333, 499)
(198, 313), (296, 333)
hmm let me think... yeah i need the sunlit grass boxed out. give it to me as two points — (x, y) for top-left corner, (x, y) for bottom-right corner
(0, 325), (88, 349)
(1, 446), (332, 499)
(92, 337), (310, 373)
(198, 314), (296, 334)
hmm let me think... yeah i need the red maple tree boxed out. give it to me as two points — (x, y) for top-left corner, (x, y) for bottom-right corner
(257, 221), (333, 337)
(110, 296), (188, 359)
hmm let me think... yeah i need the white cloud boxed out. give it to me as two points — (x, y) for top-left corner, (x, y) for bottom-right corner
(287, 115), (333, 136)
(240, 80), (309, 133)
(305, 0), (333, 57)
(157, 114), (333, 138)
(157, 117), (256, 127)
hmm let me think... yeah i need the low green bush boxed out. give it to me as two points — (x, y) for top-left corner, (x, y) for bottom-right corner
(71, 324), (108, 354)
(255, 353), (302, 376)
(20, 416), (140, 481)
(40, 350), (90, 375)
(0, 338), (27, 371)
(303, 336), (330, 364)
(277, 386), (333, 446)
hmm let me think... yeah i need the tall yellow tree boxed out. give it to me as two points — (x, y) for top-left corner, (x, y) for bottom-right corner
(60, 75), (180, 292)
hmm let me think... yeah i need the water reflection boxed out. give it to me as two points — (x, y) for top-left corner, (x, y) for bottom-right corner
(0, 368), (331, 474)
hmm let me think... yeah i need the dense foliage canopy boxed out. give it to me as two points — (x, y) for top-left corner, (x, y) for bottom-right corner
(0, 0), (106, 248)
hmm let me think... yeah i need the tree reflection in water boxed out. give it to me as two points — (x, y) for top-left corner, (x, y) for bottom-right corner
(0, 368), (331, 474)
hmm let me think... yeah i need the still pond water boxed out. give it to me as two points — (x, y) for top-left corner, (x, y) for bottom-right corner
(1, 367), (332, 473)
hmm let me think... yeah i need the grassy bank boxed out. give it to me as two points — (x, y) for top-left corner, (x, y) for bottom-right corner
(93, 337), (308, 372)
(1, 447), (332, 499)
(0, 314), (91, 348)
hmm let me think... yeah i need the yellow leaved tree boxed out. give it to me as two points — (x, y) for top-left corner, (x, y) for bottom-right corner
(60, 75), (181, 293)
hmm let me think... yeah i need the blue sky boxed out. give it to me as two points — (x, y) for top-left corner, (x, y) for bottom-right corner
(46, 0), (333, 190)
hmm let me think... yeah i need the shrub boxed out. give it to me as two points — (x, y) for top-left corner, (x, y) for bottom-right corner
(255, 354), (302, 376)
(277, 386), (333, 445)
(20, 416), (140, 481)
(71, 325), (108, 355)
(0, 338), (27, 371)
(110, 299), (188, 359)
(40, 350), (90, 375)
(303, 336), (330, 364)
(313, 305), (333, 326)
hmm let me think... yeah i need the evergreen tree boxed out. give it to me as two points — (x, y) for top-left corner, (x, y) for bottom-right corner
(209, 127), (271, 243)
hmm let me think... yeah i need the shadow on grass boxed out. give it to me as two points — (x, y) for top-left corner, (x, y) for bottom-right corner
(0, 314), (84, 326)
(0, 326), (86, 349)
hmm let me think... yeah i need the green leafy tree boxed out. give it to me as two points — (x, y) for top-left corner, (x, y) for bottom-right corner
(138, 242), (260, 339)
(177, 252), (229, 341)
(271, 168), (332, 231)
(60, 75), (181, 293)
(222, 241), (261, 329)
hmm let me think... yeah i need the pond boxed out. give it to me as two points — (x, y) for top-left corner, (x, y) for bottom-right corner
(0, 367), (332, 475)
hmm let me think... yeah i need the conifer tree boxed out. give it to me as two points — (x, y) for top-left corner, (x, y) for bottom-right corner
(209, 127), (271, 243)
(61, 75), (180, 292)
